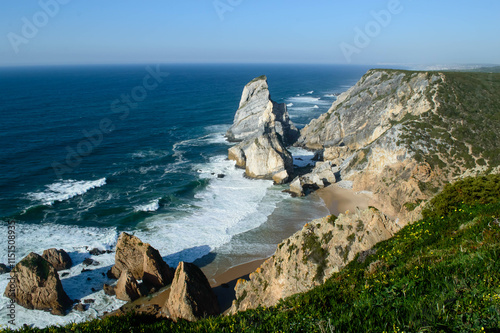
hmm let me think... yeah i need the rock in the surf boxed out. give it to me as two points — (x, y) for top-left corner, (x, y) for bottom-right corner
(108, 232), (174, 290)
(226, 75), (299, 145)
(3, 252), (72, 316)
(42, 248), (72, 271)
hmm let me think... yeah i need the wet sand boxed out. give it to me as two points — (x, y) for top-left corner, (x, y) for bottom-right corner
(112, 184), (370, 316)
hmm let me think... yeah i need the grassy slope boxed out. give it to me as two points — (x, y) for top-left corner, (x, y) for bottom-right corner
(397, 71), (500, 176)
(4, 175), (499, 332)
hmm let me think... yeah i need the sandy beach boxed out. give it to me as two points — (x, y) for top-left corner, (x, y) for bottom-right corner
(315, 183), (371, 216)
(112, 183), (370, 316)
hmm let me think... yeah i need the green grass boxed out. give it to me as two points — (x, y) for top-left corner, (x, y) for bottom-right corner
(3, 176), (500, 332)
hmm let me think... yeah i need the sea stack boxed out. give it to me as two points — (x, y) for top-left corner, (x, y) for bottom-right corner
(108, 232), (174, 292)
(4, 252), (72, 316)
(227, 76), (299, 184)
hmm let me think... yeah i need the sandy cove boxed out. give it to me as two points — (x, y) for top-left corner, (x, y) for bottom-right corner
(110, 183), (371, 316)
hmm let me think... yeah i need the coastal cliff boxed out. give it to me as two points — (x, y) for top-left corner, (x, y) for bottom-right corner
(293, 69), (500, 218)
(230, 208), (400, 313)
(230, 69), (500, 312)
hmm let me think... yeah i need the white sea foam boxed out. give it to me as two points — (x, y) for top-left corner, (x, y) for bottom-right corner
(313, 105), (319, 109)
(134, 199), (160, 212)
(0, 223), (119, 329)
(324, 94), (337, 98)
(287, 103), (294, 107)
(306, 90), (314, 94)
(134, 155), (287, 267)
(27, 178), (107, 206)
(289, 147), (316, 167)
(131, 150), (169, 159)
(287, 96), (331, 105)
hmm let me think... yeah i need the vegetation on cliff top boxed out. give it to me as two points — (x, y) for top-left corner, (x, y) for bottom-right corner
(4, 174), (499, 332)
(398, 71), (500, 175)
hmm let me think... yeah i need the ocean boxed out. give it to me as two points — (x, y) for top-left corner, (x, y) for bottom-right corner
(0, 63), (370, 328)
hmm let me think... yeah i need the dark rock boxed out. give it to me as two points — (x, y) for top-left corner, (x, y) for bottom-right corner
(103, 284), (116, 296)
(42, 248), (72, 271)
(61, 272), (69, 277)
(217, 174), (225, 178)
(82, 258), (99, 266)
(73, 303), (87, 312)
(3, 252), (72, 316)
(89, 248), (106, 256)
(0, 263), (11, 274)
(83, 299), (95, 304)
(87, 277), (92, 281)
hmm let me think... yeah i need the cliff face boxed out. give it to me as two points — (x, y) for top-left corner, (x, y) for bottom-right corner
(296, 69), (500, 218)
(230, 69), (500, 313)
(297, 70), (441, 149)
(230, 208), (399, 313)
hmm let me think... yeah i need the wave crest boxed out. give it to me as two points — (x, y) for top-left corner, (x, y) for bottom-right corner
(27, 178), (107, 205)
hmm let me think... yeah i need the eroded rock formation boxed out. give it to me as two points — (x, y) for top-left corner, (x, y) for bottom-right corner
(3, 252), (72, 315)
(164, 262), (219, 321)
(42, 248), (72, 271)
(115, 270), (141, 302)
(227, 76), (298, 184)
(108, 232), (173, 290)
(226, 75), (298, 145)
(230, 208), (399, 313)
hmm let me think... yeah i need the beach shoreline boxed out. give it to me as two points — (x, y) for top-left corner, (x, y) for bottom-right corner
(113, 183), (371, 316)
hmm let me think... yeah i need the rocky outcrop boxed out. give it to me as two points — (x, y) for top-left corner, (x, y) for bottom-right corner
(164, 262), (219, 322)
(42, 248), (72, 271)
(298, 70), (441, 150)
(228, 130), (293, 183)
(115, 271), (141, 302)
(226, 75), (299, 145)
(227, 76), (298, 184)
(230, 208), (399, 313)
(289, 161), (340, 196)
(293, 70), (448, 218)
(108, 232), (173, 290)
(3, 252), (72, 315)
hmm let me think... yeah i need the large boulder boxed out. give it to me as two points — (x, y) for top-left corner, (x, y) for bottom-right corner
(226, 76), (299, 145)
(3, 253), (72, 315)
(115, 271), (141, 302)
(288, 161), (339, 196)
(108, 232), (173, 290)
(42, 248), (72, 271)
(229, 130), (293, 183)
(164, 262), (219, 322)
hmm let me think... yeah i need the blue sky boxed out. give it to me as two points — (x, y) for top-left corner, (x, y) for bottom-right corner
(0, 0), (499, 66)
